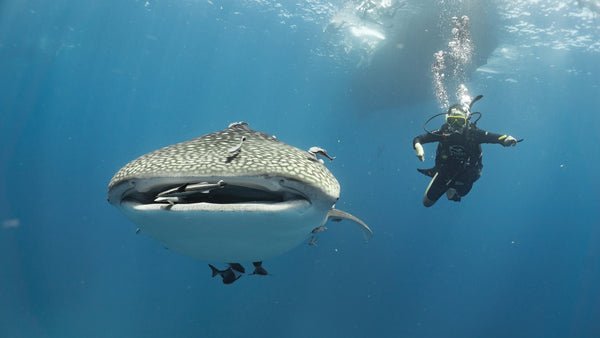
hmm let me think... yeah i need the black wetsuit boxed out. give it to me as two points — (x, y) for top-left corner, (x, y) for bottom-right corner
(413, 122), (507, 203)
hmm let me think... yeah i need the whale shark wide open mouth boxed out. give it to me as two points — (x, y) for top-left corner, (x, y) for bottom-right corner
(112, 177), (311, 209)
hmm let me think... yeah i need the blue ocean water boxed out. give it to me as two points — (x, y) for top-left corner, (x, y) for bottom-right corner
(1, 0), (599, 337)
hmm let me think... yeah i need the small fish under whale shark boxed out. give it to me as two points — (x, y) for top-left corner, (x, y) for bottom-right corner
(107, 122), (372, 284)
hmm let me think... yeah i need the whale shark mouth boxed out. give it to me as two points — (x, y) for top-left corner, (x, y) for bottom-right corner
(109, 176), (323, 263)
(111, 177), (311, 209)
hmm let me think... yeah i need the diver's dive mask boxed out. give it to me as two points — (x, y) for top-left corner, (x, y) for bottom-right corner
(446, 105), (468, 132)
(422, 95), (484, 137)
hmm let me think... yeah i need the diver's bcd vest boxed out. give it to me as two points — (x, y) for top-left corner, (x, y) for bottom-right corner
(435, 123), (482, 169)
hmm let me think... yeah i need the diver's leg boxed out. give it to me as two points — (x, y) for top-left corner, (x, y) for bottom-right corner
(453, 167), (478, 198)
(423, 172), (448, 207)
(446, 188), (460, 201)
(455, 181), (473, 198)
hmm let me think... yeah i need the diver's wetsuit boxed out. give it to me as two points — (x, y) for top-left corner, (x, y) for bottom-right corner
(413, 122), (507, 204)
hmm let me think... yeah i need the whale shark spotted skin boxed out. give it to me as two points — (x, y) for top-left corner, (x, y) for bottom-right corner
(107, 122), (372, 263)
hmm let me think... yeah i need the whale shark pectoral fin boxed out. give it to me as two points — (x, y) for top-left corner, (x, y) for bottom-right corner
(327, 209), (373, 241)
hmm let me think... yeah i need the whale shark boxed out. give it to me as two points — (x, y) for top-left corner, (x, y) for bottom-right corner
(107, 122), (372, 266)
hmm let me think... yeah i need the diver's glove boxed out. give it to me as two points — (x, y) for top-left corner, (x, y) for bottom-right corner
(503, 136), (518, 147)
(415, 142), (425, 161)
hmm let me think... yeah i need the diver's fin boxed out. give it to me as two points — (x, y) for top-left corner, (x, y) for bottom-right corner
(327, 209), (373, 240)
(417, 167), (437, 178)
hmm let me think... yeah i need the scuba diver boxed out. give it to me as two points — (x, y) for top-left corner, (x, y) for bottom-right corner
(412, 95), (521, 207)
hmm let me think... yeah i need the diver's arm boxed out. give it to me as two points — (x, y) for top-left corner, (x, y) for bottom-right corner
(499, 135), (518, 146)
(412, 131), (442, 161)
(414, 142), (424, 161)
(413, 131), (442, 147)
(473, 128), (517, 146)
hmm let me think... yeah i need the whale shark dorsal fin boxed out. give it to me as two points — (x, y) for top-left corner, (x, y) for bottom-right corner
(327, 209), (373, 241)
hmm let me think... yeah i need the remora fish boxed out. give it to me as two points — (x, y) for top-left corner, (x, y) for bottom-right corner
(107, 122), (372, 263)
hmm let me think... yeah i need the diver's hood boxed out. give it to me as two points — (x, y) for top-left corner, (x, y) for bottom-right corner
(447, 104), (468, 118)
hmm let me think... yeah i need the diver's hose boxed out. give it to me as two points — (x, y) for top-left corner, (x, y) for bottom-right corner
(423, 112), (448, 136)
